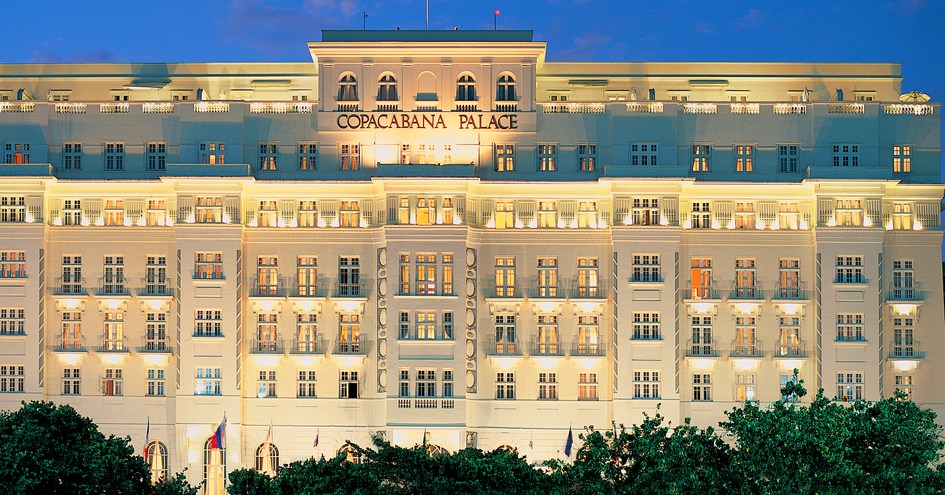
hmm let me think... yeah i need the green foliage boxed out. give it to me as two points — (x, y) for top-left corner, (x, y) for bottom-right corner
(152, 470), (201, 495)
(0, 400), (150, 495)
(227, 468), (275, 495)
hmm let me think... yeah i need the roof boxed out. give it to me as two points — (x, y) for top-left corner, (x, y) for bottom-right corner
(321, 30), (534, 43)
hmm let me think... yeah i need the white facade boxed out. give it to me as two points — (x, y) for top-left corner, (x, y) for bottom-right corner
(0, 30), (941, 487)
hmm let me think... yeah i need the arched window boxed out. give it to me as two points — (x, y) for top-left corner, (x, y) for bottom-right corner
(456, 74), (477, 101)
(426, 443), (447, 456)
(255, 442), (279, 475)
(496, 74), (516, 102)
(146, 440), (168, 484)
(203, 437), (226, 495)
(338, 74), (358, 102)
(377, 74), (398, 102)
(496, 444), (516, 453)
(338, 442), (362, 464)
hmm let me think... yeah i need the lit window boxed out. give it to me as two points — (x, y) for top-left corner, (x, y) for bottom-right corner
(258, 143), (278, 171)
(893, 145), (911, 173)
(195, 252), (223, 279)
(579, 373), (598, 400)
(104, 199), (124, 226)
(892, 203), (914, 230)
(735, 145), (753, 172)
(538, 201), (557, 228)
(298, 143), (317, 170)
(577, 144), (597, 171)
(494, 257), (515, 297)
(735, 202), (755, 229)
(0, 251), (25, 278)
(537, 144), (557, 171)
(339, 201), (360, 227)
(199, 142), (225, 164)
(735, 373), (756, 402)
(494, 315), (516, 354)
(577, 201), (597, 228)
(339, 143), (360, 171)
(836, 372), (863, 401)
(895, 374), (913, 400)
(4, 143), (29, 164)
(691, 145), (711, 172)
(495, 144), (514, 172)
(835, 199), (862, 226)
(494, 201), (514, 228)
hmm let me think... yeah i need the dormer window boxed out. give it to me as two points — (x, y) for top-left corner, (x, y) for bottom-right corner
(496, 74), (516, 101)
(338, 74), (358, 102)
(456, 74), (477, 101)
(377, 74), (397, 101)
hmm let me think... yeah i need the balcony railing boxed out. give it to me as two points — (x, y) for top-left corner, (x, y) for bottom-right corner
(54, 277), (86, 296)
(729, 283), (765, 300)
(686, 285), (723, 300)
(375, 102), (401, 112)
(334, 339), (368, 356)
(772, 284), (809, 300)
(629, 273), (664, 283)
(686, 339), (720, 357)
(138, 337), (173, 354)
(529, 340), (565, 357)
(333, 279), (370, 298)
(730, 339), (764, 358)
(96, 277), (131, 297)
(249, 279), (286, 298)
(335, 101), (360, 112)
(249, 102), (312, 114)
(883, 104), (934, 115)
(397, 284), (457, 297)
(52, 338), (87, 352)
(0, 102), (35, 113)
(683, 103), (717, 114)
(568, 279), (607, 300)
(774, 341), (806, 358)
(482, 281), (522, 299)
(730, 103), (759, 115)
(290, 338), (327, 355)
(540, 102), (605, 114)
(887, 285), (925, 302)
(193, 102), (229, 113)
(484, 338), (522, 356)
(291, 279), (330, 298)
(138, 278), (174, 297)
(773, 103), (807, 115)
(453, 103), (478, 112)
(827, 103), (865, 114)
(526, 283), (565, 299)
(249, 339), (283, 354)
(626, 102), (663, 114)
(494, 102), (518, 112)
(571, 340), (606, 357)
(97, 336), (129, 353)
(889, 339), (924, 359)
(100, 103), (129, 114)
(397, 397), (455, 409)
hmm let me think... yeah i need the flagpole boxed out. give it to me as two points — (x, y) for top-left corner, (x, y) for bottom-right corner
(222, 412), (227, 493)
(425, 0), (429, 30)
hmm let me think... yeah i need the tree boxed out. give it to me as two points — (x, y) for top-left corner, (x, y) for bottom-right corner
(152, 470), (200, 495)
(0, 400), (150, 495)
(227, 468), (275, 495)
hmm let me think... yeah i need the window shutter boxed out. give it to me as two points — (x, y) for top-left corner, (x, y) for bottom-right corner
(559, 200), (576, 228)
(26, 195), (43, 223)
(679, 200), (691, 227)
(713, 201), (732, 229)
(225, 196), (240, 224)
(917, 202), (939, 227)
(480, 199), (494, 227)
(386, 196), (399, 224)
(84, 199), (102, 225)
(865, 199), (881, 227)
(599, 199), (612, 226)
(515, 200), (535, 228)
(125, 199), (144, 225)
(48, 198), (61, 225)
(361, 199), (375, 226)
(320, 200), (338, 227)
(455, 196), (466, 225)
(881, 202), (891, 229)
(465, 198), (479, 227)
(661, 196), (678, 226)
(614, 196), (630, 225)
(242, 199), (257, 225)
(177, 196), (193, 223)
(279, 200), (297, 227)
(817, 198), (834, 226)
(759, 201), (777, 229)
(800, 202), (812, 228)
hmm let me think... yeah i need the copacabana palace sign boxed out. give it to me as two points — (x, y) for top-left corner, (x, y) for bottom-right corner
(334, 112), (519, 130)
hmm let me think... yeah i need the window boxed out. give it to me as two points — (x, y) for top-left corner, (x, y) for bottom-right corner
(536, 314), (559, 354)
(538, 372), (557, 400)
(577, 201), (598, 228)
(0, 251), (25, 278)
(195, 310), (223, 337)
(836, 314), (864, 342)
(494, 201), (514, 229)
(103, 199), (124, 226)
(832, 144), (859, 167)
(145, 313), (167, 351)
(101, 368), (123, 396)
(145, 256), (168, 295)
(298, 370), (317, 397)
(63, 199), (82, 225)
(256, 313), (278, 352)
(195, 368), (222, 396)
(537, 257), (558, 297)
(255, 256), (278, 294)
(778, 258), (800, 297)
(892, 260), (915, 299)
(577, 144), (597, 171)
(633, 371), (659, 399)
(147, 200), (167, 226)
(778, 202), (799, 230)
(146, 142), (166, 171)
(443, 254), (454, 295)
(257, 370), (277, 398)
(735, 202), (755, 229)
(415, 254), (438, 294)
(103, 255), (125, 294)
(4, 143), (29, 164)
(780, 374), (800, 402)
(255, 442), (279, 474)
(892, 316), (916, 358)
(339, 370), (359, 398)
(836, 372), (864, 401)
(195, 197), (223, 223)
(62, 368), (80, 395)
(690, 258), (712, 299)
(258, 144), (278, 171)
(203, 438), (225, 494)
(495, 144), (514, 172)
(631, 143), (657, 166)
(338, 256), (361, 295)
(496, 74), (516, 101)
(416, 197), (436, 225)
(735, 373), (757, 402)
(146, 369), (165, 397)
(778, 317), (801, 357)
(0, 308), (24, 335)
(893, 145), (911, 173)
(632, 312), (660, 340)
(103, 142), (124, 171)
(298, 143), (317, 170)
(338, 74), (358, 101)
(296, 256), (318, 296)
(61, 255), (81, 293)
(441, 198), (454, 225)
(199, 142), (225, 164)
(398, 369), (409, 397)
(834, 199), (862, 226)
(338, 443), (362, 464)
(415, 312), (436, 340)
(895, 374), (913, 400)
(538, 144), (557, 171)
(195, 252), (223, 279)
(296, 313), (318, 352)
(338, 313), (360, 353)
(538, 201), (557, 228)
(494, 257), (515, 296)
(631, 254), (660, 283)
(691, 145), (711, 172)
(576, 257), (599, 296)
(691, 316), (713, 355)
(734, 258), (756, 297)
(339, 144), (360, 171)
(892, 203), (914, 230)
(691, 202), (710, 229)
(734, 316), (757, 357)
(693, 374), (712, 401)
(579, 373), (598, 400)
(494, 315), (516, 354)
(0, 197), (24, 223)
(416, 369), (436, 398)
(61, 312), (82, 350)
(835, 256), (864, 284)
(576, 315), (600, 355)
(496, 372), (515, 399)
(443, 370), (454, 398)
(778, 144), (799, 172)
(632, 198), (659, 226)
(0, 365), (24, 393)
(377, 74), (397, 101)
(102, 310), (125, 351)
(63, 143), (82, 170)
(298, 201), (318, 227)
(456, 74), (477, 101)
(735, 145), (754, 172)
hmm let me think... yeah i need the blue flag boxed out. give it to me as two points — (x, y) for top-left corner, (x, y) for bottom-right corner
(564, 427), (573, 457)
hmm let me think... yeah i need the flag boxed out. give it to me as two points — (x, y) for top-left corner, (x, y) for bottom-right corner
(209, 415), (226, 450)
(143, 416), (150, 457)
(261, 422), (274, 476)
(314, 427), (319, 448)
(422, 428), (428, 447)
(564, 426), (573, 457)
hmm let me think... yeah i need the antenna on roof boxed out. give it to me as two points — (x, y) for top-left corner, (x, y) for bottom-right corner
(426, 0), (429, 30)
(363, 12), (368, 30)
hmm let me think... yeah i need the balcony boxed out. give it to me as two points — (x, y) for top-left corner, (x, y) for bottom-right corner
(290, 279), (330, 298)
(397, 397), (455, 409)
(249, 279), (286, 298)
(886, 285), (925, 302)
(138, 278), (174, 298)
(568, 279), (608, 300)
(453, 103), (478, 112)
(484, 338), (522, 356)
(333, 279), (370, 299)
(53, 277), (87, 296)
(96, 278), (131, 297)
(570, 340), (606, 357)
(375, 102), (401, 112)
(482, 281), (522, 300)
(685, 285), (723, 301)
(686, 339), (721, 358)
(97, 336), (129, 353)
(729, 284), (765, 301)
(529, 340), (565, 357)
(774, 341), (806, 358)
(730, 340), (764, 359)
(334, 338), (369, 356)
(540, 102), (605, 114)
(52, 338), (87, 353)
(249, 102), (312, 114)
(629, 274), (664, 284)
(889, 340), (924, 360)
(249, 339), (283, 355)
(494, 102), (518, 112)
(396, 283), (457, 297)
(335, 101), (360, 112)
(138, 337), (173, 354)
(526, 283), (565, 300)
(289, 338), (327, 355)
(772, 284), (809, 301)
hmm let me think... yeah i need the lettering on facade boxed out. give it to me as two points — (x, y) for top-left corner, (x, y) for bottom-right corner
(336, 113), (518, 130)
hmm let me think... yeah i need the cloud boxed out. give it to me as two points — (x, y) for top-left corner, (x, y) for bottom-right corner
(29, 49), (116, 64)
(557, 32), (613, 61)
(220, 0), (362, 57)
(694, 22), (715, 34)
(735, 8), (765, 29)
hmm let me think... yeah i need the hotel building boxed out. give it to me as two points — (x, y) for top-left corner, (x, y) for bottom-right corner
(0, 30), (941, 488)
